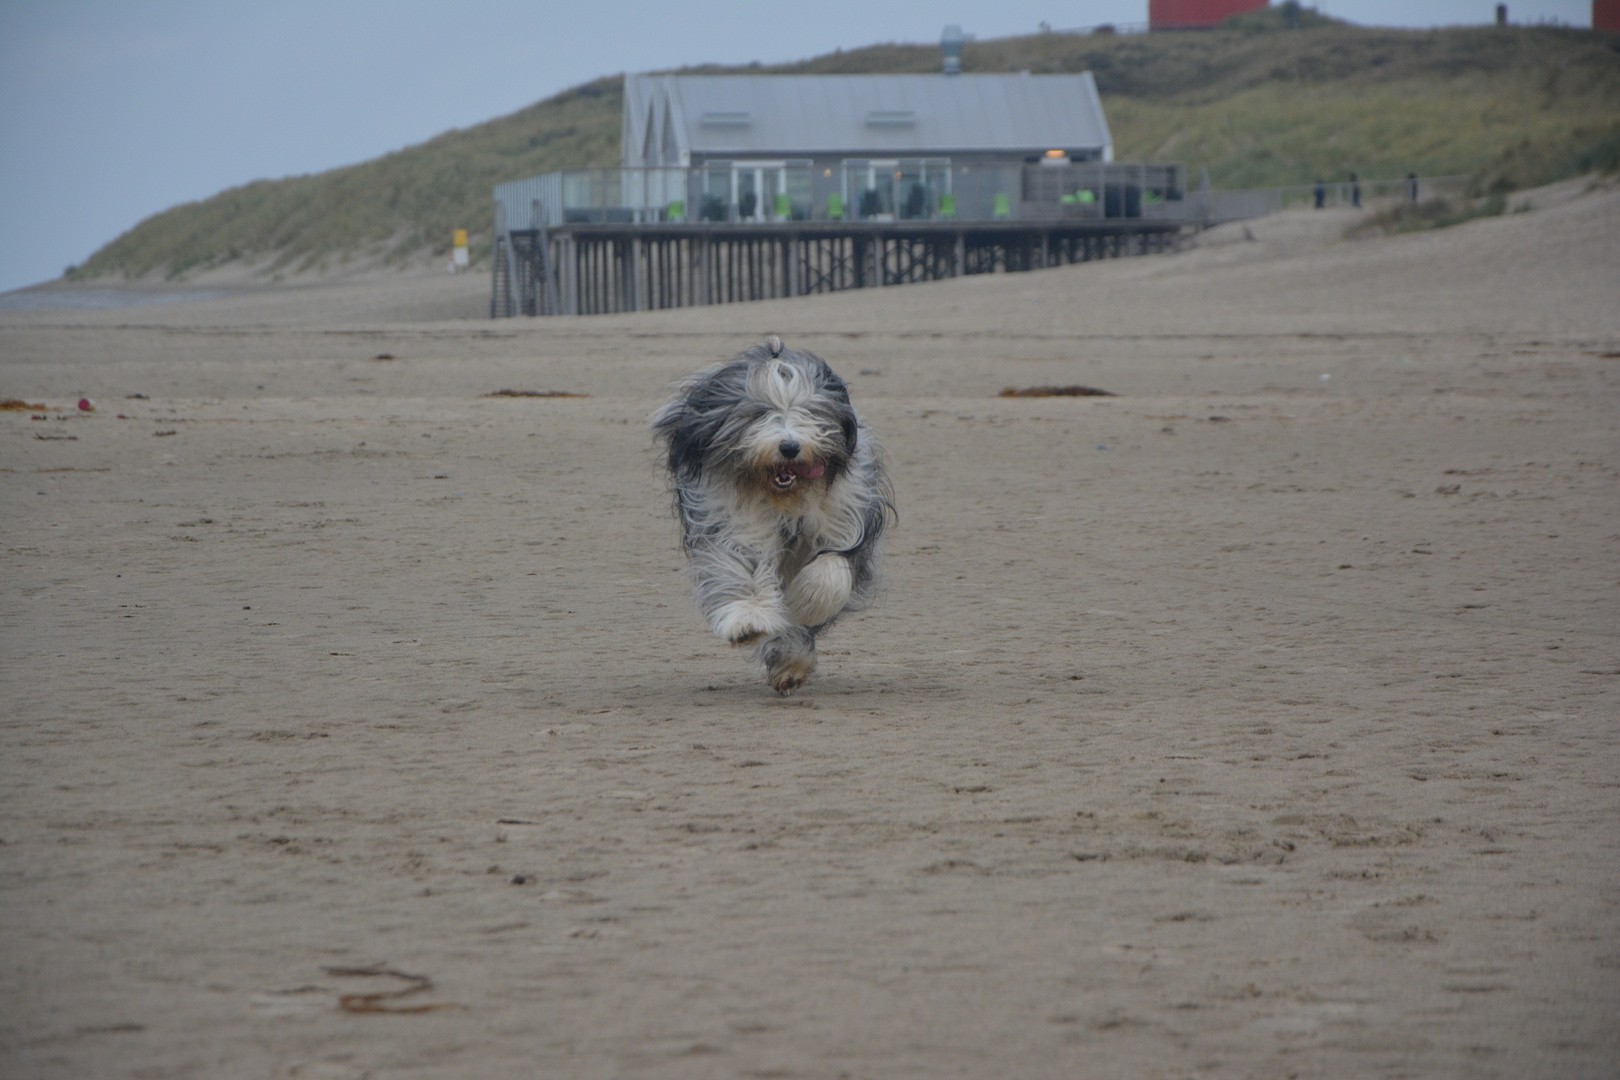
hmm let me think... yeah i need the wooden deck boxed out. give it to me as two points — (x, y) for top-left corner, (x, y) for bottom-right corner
(492, 218), (1187, 318)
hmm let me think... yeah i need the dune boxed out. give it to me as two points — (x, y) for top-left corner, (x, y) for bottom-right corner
(1, 182), (1617, 1078)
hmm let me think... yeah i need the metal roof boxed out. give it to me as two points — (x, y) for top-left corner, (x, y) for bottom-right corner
(622, 73), (1112, 166)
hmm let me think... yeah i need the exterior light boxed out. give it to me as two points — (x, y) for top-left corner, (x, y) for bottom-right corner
(1045, 149), (1065, 158)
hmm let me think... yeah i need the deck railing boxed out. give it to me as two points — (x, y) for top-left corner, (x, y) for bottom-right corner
(496, 166), (1473, 235)
(496, 162), (1194, 230)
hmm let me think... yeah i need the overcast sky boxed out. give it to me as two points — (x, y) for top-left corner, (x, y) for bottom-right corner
(0, 0), (1596, 293)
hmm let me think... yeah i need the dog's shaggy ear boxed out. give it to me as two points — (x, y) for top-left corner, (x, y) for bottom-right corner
(653, 394), (715, 481)
(809, 361), (858, 454)
(653, 361), (752, 481)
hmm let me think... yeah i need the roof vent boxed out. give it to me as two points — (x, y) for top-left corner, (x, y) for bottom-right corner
(865, 111), (916, 128)
(941, 25), (965, 75)
(700, 112), (750, 128)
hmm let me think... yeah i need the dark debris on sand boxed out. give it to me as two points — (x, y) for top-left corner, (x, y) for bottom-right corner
(999, 385), (1116, 398)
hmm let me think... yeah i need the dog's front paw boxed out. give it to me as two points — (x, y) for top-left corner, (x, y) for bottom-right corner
(713, 601), (788, 647)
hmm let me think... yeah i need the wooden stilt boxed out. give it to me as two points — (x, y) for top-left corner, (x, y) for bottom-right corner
(631, 239), (644, 312)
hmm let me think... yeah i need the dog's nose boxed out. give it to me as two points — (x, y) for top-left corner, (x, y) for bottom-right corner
(778, 439), (800, 459)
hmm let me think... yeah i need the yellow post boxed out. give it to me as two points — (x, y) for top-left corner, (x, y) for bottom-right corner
(451, 229), (469, 272)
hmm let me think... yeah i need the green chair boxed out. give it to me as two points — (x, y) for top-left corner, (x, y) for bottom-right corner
(1060, 193), (1077, 205)
(993, 193), (1011, 219)
(826, 192), (845, 220)
(666, 200), (686, 222)
(1077, 190), (1096, 204)
(774, 193), (791, 219)
(939, 193), (957, 218)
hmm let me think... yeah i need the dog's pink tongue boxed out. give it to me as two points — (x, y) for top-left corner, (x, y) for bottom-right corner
(794, 461), (826, 480)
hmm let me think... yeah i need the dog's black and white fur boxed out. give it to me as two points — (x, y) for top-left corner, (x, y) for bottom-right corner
(653, 338), (893, 693)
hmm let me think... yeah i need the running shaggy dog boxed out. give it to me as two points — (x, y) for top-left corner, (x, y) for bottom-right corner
(653, 338), (894, 693)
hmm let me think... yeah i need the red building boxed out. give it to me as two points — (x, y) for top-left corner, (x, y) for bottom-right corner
(1149, 0), (1268, 29)
(1596, 0), (1620, 33)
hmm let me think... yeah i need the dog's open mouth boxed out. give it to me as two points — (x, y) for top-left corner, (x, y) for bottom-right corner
(771, 460), (826, 491)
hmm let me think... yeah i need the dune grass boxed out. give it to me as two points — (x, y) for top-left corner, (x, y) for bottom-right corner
(72, 21), (1620, 282)
(963, 21), (1620, 190)
(1107, 69), (1620, 190)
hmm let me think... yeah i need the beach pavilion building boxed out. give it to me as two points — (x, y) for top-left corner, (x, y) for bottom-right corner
(617, 70), (1115, 224)
(490, 44), (1196, 316)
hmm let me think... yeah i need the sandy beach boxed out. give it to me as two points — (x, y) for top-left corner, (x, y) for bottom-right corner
(3, 188), (1618, 1079)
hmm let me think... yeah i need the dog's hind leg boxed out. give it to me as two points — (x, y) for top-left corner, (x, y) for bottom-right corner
(760, 626), (816, 694)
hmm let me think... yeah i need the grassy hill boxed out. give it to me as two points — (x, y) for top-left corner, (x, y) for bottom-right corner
(73, 17), (1620, 282)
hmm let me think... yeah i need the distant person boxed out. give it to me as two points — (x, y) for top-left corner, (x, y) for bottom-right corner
(1406, 172), (1419, 202)
(1350, 172), (1361, 208)
(1314, 178), (1325, 209)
